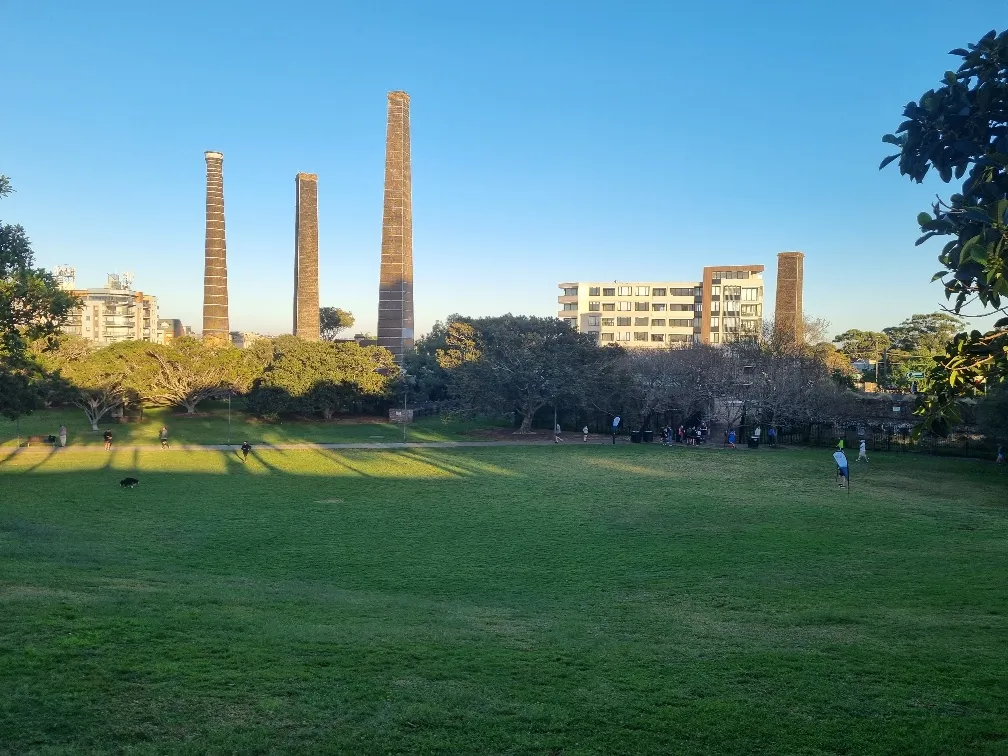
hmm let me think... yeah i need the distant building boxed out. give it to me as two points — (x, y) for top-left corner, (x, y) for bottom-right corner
(558, 265), (765, 347)
(230, 331), (269, 349)
(157, 318), (184, 345)
(61, 273), (160, 345)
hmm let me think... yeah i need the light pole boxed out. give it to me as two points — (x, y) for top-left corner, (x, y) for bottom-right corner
(227, 391), (232, 446)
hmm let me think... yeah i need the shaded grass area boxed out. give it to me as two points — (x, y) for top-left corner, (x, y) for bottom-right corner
(0, 404), (504, 448)
(1, 446), (1006, 754)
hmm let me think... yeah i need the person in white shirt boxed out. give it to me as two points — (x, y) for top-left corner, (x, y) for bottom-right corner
(857, 439), (869, 462)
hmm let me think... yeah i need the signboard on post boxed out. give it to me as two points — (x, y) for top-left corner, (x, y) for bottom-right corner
(907, 370), (925, 379)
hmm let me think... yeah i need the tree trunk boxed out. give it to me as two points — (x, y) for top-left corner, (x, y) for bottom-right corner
(184, 399), (198, 414)
(518, 414), (534, 433)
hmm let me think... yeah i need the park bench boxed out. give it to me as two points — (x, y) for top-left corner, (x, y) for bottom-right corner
(22, 435), (57, 447)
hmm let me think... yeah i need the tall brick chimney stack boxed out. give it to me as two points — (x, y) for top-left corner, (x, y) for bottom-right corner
(202, 151), (229, 340)
(774, 251), (805, 346)
(377, 91), (414, 364)
(293, 172), (320, 340)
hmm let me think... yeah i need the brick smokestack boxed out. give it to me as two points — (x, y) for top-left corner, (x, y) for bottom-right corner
(202, 151), (229, 340)
(377, 91), (414, 364)
(774, 251), (805, 346)
(294, 172), (320, 340)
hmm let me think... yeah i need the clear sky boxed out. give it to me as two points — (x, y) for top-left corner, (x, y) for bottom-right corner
(2, 1), (1004, 340)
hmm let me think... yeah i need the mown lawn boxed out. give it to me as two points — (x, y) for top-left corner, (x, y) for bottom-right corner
(0, 404), (500, 448)
(1, 445), (1005, 754)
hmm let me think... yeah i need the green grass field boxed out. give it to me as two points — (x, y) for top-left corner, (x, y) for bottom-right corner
(0, 404), (500, 448)
(1, 445), (1006, 754)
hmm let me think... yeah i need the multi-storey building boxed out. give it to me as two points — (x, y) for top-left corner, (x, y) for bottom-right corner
(157, 319), (184, 345)
(558, 265), (764, 346)
(60, 274), (160, 345)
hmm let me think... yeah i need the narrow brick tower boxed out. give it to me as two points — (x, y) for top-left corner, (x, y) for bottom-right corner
(377, 91), (414, 363)
(202, 151), (229, 340)
(293, 172), (320, 340)
(774, 251), (805, 346)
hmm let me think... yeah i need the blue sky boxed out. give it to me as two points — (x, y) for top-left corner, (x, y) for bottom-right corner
(2, 1), (1004, 339)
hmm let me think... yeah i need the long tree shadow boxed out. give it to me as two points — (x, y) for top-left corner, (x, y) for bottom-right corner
(317, 449), (375, 478)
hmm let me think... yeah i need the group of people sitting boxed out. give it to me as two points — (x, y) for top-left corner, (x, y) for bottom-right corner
(661, 423), (708, 446)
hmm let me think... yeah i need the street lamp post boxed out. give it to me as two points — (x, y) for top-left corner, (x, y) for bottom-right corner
(227, 392), (232, 446)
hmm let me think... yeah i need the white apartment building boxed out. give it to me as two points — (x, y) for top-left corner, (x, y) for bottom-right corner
(558, 265), (764, 346)
(60, 273), (161, 345)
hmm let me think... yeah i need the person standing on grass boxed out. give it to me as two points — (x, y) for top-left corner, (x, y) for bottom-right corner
(582, 425), (589, 442)
(768, 426), (776, 447)
(240, 441), (251, 462)
(837, 437), (844, 451)
(997, 445), (1005, 464)
(834, 449), (849, 488)
(554, 423), (563, 443)
(103, 429), (112, 451)
(727, 429), (736, 449)
(159, 425), (169, 450)
(58, 425), (67, 448)
(857, 438), (869, 462)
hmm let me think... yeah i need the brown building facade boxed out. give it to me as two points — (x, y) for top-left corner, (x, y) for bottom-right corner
(377, 91), (414, 364)
(202, 151), (229, 340)
(773, 251), (805, 346)
(293, 172), (320, 340)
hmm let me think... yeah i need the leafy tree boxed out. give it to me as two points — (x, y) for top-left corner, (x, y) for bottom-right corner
(319, 307), (355, 341)
(833, 329), (892, 363)
(976, 383), (1008, 443)
(42, 338), (131, 430)
(404, 319), (454, 403)
(882, 312), (964, 354)
(437, 315), (599, 433)
(0, 174), (79, 419)
(248, 336), (397, 419)
(881, 29), (1008, 431)
(143, 337), (253, 414)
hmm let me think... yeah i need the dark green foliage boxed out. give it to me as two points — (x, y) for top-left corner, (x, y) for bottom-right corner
(318, 306), (355, 341)
(881, 30), (1008, 430)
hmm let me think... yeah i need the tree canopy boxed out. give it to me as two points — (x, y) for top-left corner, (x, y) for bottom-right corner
(319, 307), (355, 341)
(881, 29), (1008, 432)
(0, 174), (79, 419)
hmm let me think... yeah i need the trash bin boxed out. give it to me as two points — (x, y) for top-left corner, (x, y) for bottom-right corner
(748, 436), (759, 449)
(630, 430), (642, 443)
(642, 430), (654, 443)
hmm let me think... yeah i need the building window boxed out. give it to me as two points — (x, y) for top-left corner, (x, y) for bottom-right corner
(723, 317), (739, 330)
(742, 287), (760, 301)
(600, 332), (614, 342)
(562, 302), (578, 311)
(709, 300), (720, 313)
(634, 331), (648, 341)
(616, 331), (631, 342)
(634, 286), (650, 296)
(617, 286), (632, 296)
(85, 315), (90, 321)
(601, 318), (615, 326)
(671, 287), (694, 297)
(563, 318), (576, 327)
(562, 287), (578, 296)
(588, 286), (600, 296)
(634, 317), (650, 326)
(669, 334), (689, 343)
(741, 319), (760, 333)
(603, 288), (615, 297)
(651, 318), (666, 327)
(634, 302), (649, 311)
(711, 286), (720, 297)
(616, 301), (632, 311)
(587, 315), (600, 327)
(650, 333), (665, 342)
(741, 303), (762, 316)
(588, 301), (600, 311)
(723, 285), (741, 298)
(651, 303), (667, 312)
(617, 317), (631, 326)
(652, 287), (667, 297)
(712, 332), (720, 344)
(670, 319), (692, 328)
(602, 303), (615, 312)
(724, 300), (739, 314)
(710, 316), (719, 329)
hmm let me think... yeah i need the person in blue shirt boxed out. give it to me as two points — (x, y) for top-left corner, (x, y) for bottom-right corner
(833, 450), (849, 488)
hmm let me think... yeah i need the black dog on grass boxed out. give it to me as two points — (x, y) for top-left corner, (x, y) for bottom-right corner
(120, 477), (139, 489)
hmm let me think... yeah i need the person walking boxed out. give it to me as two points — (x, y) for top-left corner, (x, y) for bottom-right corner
(582, 425), (589, 443)
(554, 423), (563, 443)
(997, 445), (1005, 464)
(836, 437), (845, 451)
(240, 441), (251, 462)
(727, 429), (736, 449)
(834, 449), (850, 488)
(857, 438), (869, 462)
(58, 425), (67, 448)
(159, 425), (170, 449)
(103, 429), (113, 451)
(767, 426), (776, 447)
